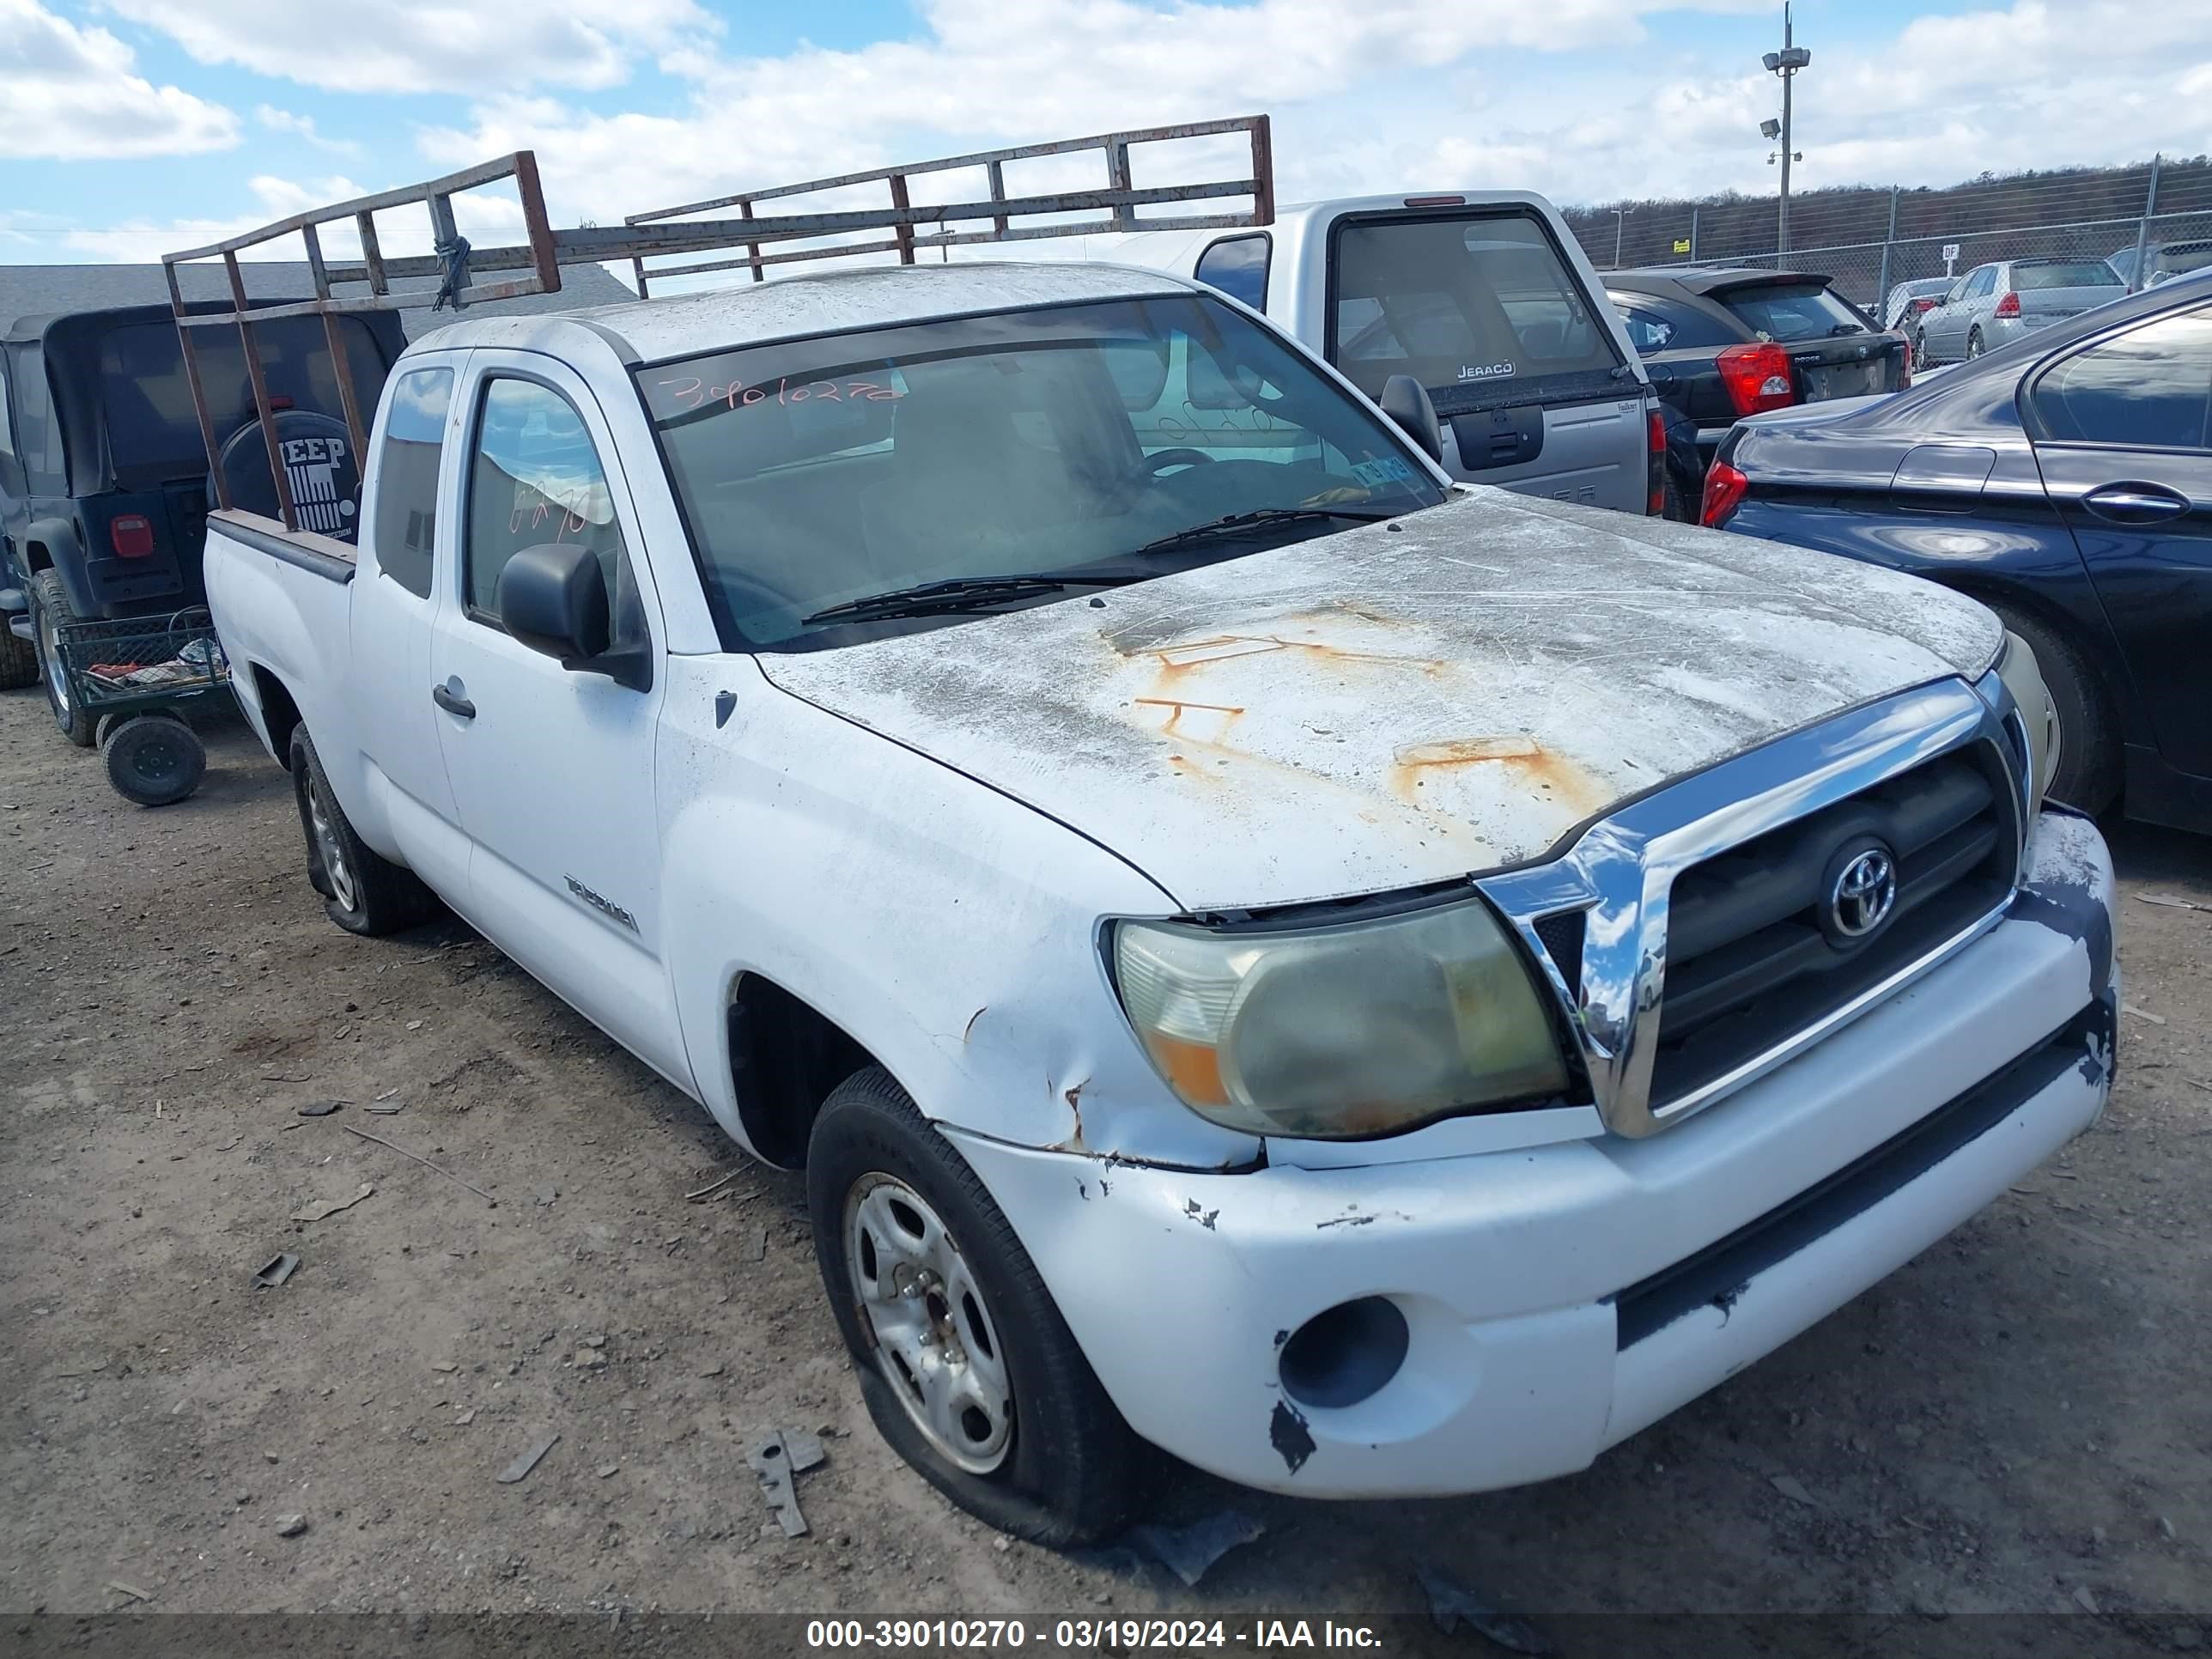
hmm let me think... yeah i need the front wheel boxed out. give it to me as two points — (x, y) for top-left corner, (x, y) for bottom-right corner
(288, 725), (439, 934)
(807, 1067), (1152, 1544)
(30, 569), (95, 746)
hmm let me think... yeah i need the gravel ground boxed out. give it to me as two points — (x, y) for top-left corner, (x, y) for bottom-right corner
(3, 685), (2208, 1648)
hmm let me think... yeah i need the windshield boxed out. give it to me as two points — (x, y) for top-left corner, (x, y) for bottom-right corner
(2014, 261), (2121, 290)
(639, 293), (1447, 649)
(1328, 211), (1621, 402)
(95, 317), (386, 488)
(1721, 282), (1870, 341)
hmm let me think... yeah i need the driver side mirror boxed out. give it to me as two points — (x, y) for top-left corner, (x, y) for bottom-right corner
(496, 542), (652, 693)
(1378, 374), (1444, 465)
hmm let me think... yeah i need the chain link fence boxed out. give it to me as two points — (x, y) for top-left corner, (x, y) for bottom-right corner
(1566, 155), (2212, 319)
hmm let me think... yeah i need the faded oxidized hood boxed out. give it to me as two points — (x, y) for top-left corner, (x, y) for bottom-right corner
(758, 489), (2002, 911)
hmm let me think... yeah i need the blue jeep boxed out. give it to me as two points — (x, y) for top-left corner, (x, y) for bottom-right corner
(1, 301), (404, 743)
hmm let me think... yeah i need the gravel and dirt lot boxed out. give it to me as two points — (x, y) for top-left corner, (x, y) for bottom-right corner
(3, 685), (2208, 1649)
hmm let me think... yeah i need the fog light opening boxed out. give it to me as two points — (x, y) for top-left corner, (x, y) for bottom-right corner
(1278, 1297), (1410, 1411)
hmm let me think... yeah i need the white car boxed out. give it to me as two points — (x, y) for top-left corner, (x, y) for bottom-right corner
(204, 259), (2118, 1543)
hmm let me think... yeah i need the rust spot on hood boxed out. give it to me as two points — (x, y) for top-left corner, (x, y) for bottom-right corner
(1389, 735), (1609, 814)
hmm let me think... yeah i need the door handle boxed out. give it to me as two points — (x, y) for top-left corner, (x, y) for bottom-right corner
(2081, 483), (2189, 523)
(431, 680), (476, 720)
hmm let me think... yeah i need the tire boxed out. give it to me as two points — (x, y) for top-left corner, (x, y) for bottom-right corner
(1988, 601), (2119, 817)
(101, 713), (205, 806)
(1912, 325), (1936, 367)
(288, 725), (438, 934)
(808, 1067), (1153, 1545)
(1967, 327), (1985, 360)
(1662, 465), (1696, 523)
(0, 611), (36, 690)
(30, 569), (96, 747)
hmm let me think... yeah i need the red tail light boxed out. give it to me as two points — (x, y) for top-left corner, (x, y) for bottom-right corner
(110, 514), (155, 559)
(1645, 408), (1666, 516)
(1993, 291), (2021, 319)
(1912, 296), (1938, 313)
(1716, 343), (1796, 416)
(1700, 459), (1749, 528)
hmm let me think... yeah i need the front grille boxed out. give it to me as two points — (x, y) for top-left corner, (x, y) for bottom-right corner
(1650, 744), (2018, 1106)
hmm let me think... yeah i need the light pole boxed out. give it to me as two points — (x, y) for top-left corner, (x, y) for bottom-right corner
(1613, 209), (1626, 266)
(1762, 3), (1811, 253)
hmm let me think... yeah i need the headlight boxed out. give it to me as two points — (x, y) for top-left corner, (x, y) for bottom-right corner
(1111, 897), (1571, 1139)
(1986, 630), (2057, 816)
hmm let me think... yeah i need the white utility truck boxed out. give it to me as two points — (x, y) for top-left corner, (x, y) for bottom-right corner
(181, 139), (2117, 1545)
(1073, 193), (1665, 515)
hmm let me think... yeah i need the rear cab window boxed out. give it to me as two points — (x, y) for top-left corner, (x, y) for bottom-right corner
(1717, 283), (1871, 343)
(1326, 210), (1624, 406)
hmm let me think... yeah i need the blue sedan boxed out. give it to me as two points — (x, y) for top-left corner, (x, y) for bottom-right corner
(1705, 271), (2212, 835)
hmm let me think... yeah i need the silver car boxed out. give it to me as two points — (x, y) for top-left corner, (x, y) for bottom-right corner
(1916, 258), (2126, 365)
(1880, 276), (1953, 331)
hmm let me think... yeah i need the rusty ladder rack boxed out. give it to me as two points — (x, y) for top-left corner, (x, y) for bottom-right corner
(162, 117), (1273, 532)
(623, 114), (1274, 296)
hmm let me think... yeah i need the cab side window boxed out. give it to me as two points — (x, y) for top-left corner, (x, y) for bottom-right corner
(371, 367), (451, 599)
(1194, 234), (1271, 313)
(465, 377), (633, 629)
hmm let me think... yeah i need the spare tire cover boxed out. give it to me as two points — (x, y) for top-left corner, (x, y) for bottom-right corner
(210, 410), (363, 543)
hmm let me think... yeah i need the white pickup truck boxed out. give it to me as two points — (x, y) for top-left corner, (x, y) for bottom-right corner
(204, 258), (2119, 1545)
(1076, 192), (1663, 515)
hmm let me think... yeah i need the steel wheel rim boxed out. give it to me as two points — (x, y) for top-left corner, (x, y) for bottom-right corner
(307, 774), (359, 913)
(844, 1173), (1014, 1474)
(39, 608), (69, 716)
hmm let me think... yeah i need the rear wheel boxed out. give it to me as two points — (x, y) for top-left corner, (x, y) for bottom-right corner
(1989, 602), (2119, 817)
(808, 1067), (1152, 1544)
(1967, 327), (1986, 360)
(289, 725), (438, 934)
(30, 570), (95, 747)
(101, 712), (206, 806)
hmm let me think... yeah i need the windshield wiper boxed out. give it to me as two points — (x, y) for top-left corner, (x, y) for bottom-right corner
(803, 572), (1136, 626)
(1133, 506), (1398, 557)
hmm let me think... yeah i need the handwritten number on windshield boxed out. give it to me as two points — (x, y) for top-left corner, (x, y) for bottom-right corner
(656, 376), (906, 411)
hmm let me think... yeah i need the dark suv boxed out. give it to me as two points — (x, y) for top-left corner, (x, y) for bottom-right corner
(1603, 268), (1909, 516)
(1, 301), (403, 741)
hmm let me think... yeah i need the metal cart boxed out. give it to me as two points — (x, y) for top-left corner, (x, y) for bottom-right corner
(51, 607), (228, 805)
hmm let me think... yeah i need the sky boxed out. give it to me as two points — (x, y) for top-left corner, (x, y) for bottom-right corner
(4, 0), (2212, 276)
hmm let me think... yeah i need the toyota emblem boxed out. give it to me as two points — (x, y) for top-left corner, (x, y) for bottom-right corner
(1828, 847), (1897, 939)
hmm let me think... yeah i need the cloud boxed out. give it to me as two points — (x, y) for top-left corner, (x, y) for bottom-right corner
(404, 0), (2212, 252)
(106, 0), (720, 94)
(0, 0), (237, 160)
(255, 105), (363, 156)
